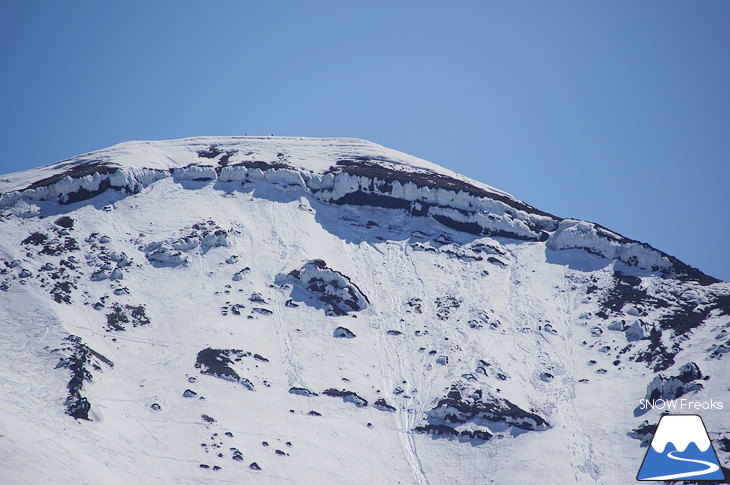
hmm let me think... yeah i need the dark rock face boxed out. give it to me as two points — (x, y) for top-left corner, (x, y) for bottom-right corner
(22, 232), (49, 246)
(322, 159), (556, 242)
(417, 385), (548, 443)
(195, 348), (243, 382)
(25, 161), (116, 191)
(194, 348), (257, 390)
(105, 303), (150, 331)
(329, 159), (554, 219)
(277, 260), (369, 316)
(414, 424), (492, 444)
(322, 388), (368, 408)
(289, 387), (318, 397)
(373, 398), (396, 412)
(39, 236), (79, 257)
(50, 279), (76, 304)
(52, 335), (113, 420)
(333, 326), (356, 338)
(596, 271), (730, 372)
(54, 216), (74, 229)
(659, 299), (722, 336)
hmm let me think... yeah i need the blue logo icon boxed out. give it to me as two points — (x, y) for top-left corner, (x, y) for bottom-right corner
(637, 414), (725, 481)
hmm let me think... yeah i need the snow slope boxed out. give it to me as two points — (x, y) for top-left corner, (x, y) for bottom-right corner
(0, 137), (728, 484)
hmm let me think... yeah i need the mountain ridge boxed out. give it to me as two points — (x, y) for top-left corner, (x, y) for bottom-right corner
(0, 136), (719, 283)
(0, 137), (728, 484)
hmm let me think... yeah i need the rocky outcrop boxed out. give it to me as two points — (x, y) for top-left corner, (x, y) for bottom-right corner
(140, 221), (231, 268)
(322, 388), (368, 408)
(276, 260), (369, 316)
(417, 385), (549, 444)
(195, 348), (256, 390)
(52, 335), (113, 420)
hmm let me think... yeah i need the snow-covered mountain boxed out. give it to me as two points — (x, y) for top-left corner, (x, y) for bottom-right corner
(0, 137), (727, 484)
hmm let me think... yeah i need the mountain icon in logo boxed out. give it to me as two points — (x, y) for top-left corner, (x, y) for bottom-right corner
(637, 414), (725, 481)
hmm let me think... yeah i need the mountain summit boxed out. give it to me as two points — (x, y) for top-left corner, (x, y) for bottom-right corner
(0, 137), (728, 484)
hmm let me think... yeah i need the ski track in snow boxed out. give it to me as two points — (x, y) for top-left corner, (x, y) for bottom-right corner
(359, 241), (431, 485)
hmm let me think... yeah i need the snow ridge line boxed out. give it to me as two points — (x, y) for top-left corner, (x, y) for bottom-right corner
(0, 160), (707, 280)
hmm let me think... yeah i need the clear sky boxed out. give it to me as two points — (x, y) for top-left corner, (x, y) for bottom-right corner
(1, 1), (728, 281)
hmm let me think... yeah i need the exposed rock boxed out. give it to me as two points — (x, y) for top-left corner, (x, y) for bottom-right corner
(628, 420), (657, 447)
(52, 335), (113, 420)
(276, 260), (369, 316)
(435, 295), (460, 320)
(635, 362), (704, 416)
(141, 221), (231, 268)
(90, 269), (110, 281)
(289, 387), (318, 397)
(625, 320), (648, 342)
(145, 245), (189, 267)
(109, 268), (124, 281)
(195, 348), (243, 382)
(54, 216), (74, 229)
(195, 348), (256, 390)
(22, 232), (49, 246)
(421, 385), (549, 435)
(322, 388), (368, 407)
(105, 303), (150, 331)
(333, 326), (356, 338)
(414, 424), (492, 444)
(373, 398), (396, 412)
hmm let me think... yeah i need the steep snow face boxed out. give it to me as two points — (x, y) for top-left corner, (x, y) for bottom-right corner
(0, 137), (728, 485)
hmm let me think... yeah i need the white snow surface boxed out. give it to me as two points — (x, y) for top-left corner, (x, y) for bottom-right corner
(0, 136), (692, 274)
(0, 136), (506, 195)
(0, 137), (728, 485)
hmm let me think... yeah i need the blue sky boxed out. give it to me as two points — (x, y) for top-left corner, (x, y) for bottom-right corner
(1, 1), (729, 281)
